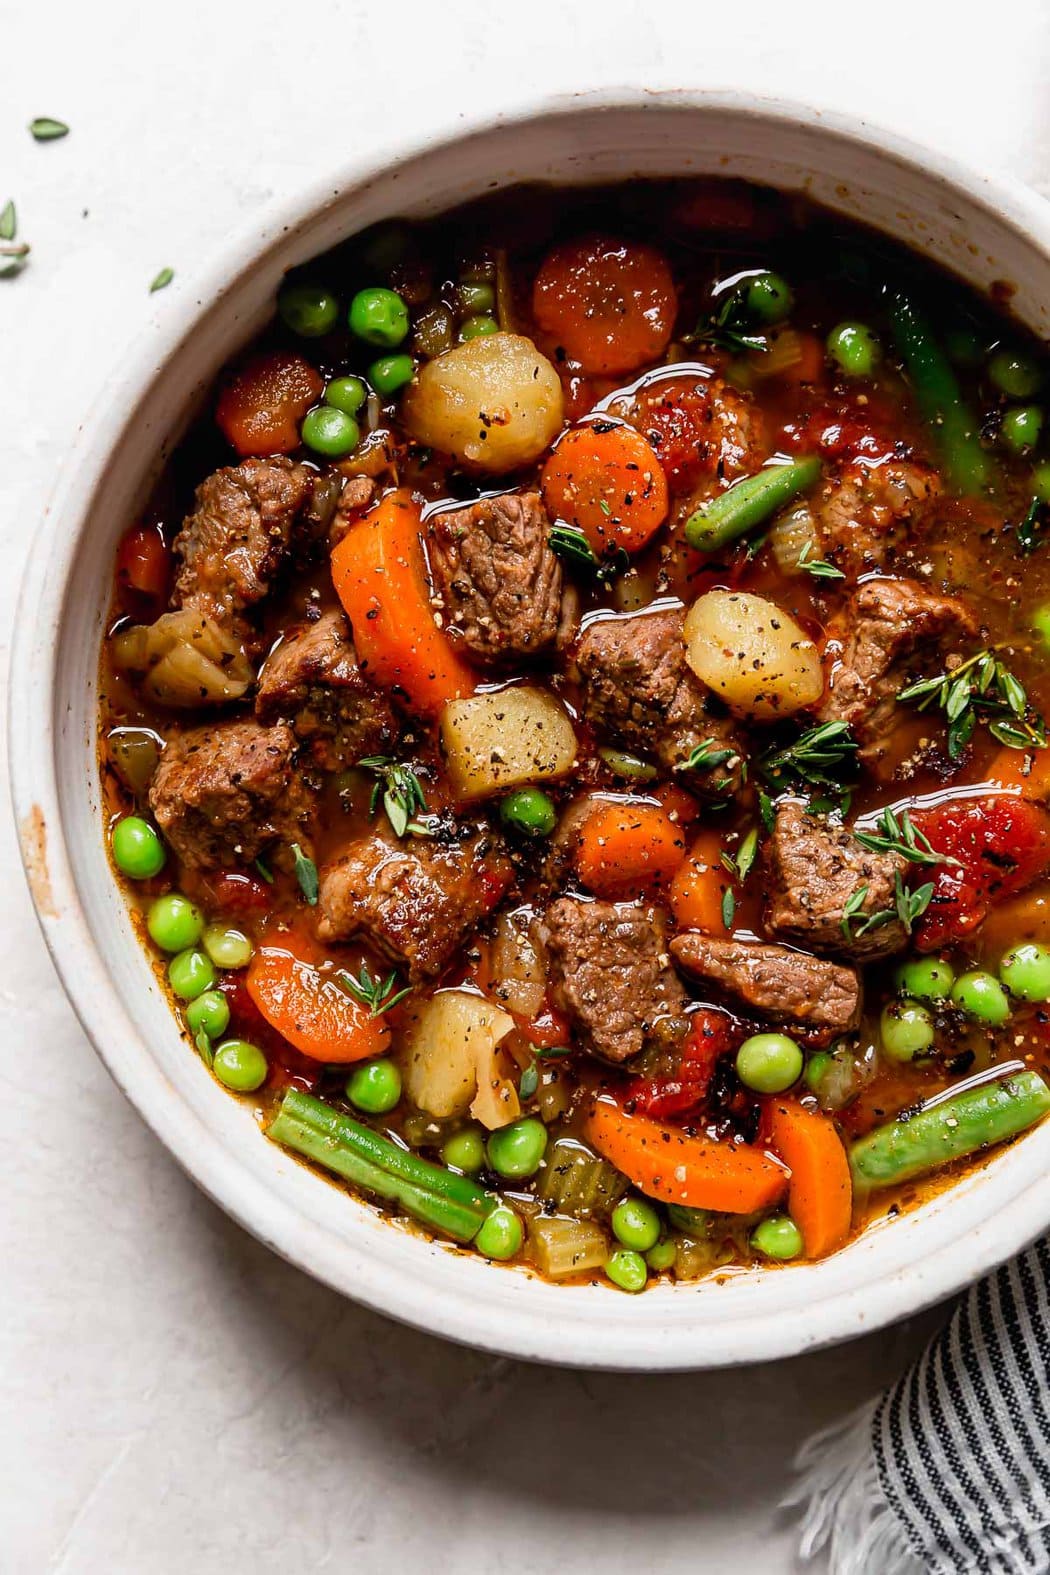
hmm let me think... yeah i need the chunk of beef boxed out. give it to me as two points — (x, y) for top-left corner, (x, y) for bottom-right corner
(256, 609), (396, 770)
(149, 720), (314, 871)
(427, 491), (572, 664)
(172, 457), (315, 633)
(575, 607), (744, 795)
(819, 577), (979, 763)
(327, 475), (378, 550)
(538, 898), (688, 1064)
(813, 461), (941, 578)
(670, 933), (862, 1034)
(763, 799), (908, 960)
(316, 826), (510, 980)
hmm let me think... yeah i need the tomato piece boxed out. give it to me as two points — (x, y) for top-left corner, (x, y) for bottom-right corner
(910, 793), (1050, 949)
(216, 350), (323, 456)
(623, 1007), (741, 1121)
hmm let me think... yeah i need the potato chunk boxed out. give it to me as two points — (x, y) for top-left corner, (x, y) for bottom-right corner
(401, 333), (564, 473)
(683, 590), (823, 719)
(440, 686), (577, 800)
(401, 989), (520, 1130)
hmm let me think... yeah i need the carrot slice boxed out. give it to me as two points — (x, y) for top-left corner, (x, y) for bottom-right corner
(215, 350), (323, 456)
(670, 828), (731, 935)
(764, 1098), (852, 1259)
(575, 799), (687, 898)
(541, 422), (669, 555)
(584, 1100), (788, 1213)
(117, 524), (171, 601)
(532, 235), (676, 376)
(246, 945), (390, 1065)
(331, 489), (475, 717)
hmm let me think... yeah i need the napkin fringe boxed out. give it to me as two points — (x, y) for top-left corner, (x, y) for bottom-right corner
(785, 1399), (924, 1574)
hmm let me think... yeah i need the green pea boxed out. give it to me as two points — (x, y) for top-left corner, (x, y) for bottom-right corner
(735, 1032), (803, 1094)
(499, 787), (557, 838)
(367, 353), (415, 395)
(894, 956), (955, 1002)
(277, 280), (339, 338)
(301, 405), (359, 458)
(989, 349), (1042, 399)
(826, 321), (881, 378)
(458, 314), (499, 341)
(442, 1127), (486, 1173)
(212, 1038), (268, 1093)
(168, 948), (218, 1001)
(1031, 604), (1050, 647)
(1000, 405), (1044, 455)
(880, 999), (935, 1063)
(951, 970), (1010, 1024)
(324, 375), (368, 416)
(185, 989), (231, 1040)
(804, 1051), (832, 1097)
(475, 1204), (523, 1260)
(348, 286), (409, 347)
(146, 893), (203, 953)
(645, 1238), (677, 1272)
(611, 1197), (662, 1253)
(750, 1214), (803, 1261)
(605, 1249), (648, 1293)
(345, 1058), (403, 1114)
(1000, 942), (1050, 1002)
(202, 924), (253, 970)
(743, 271), (794, 324)
(111, 816), (165, 880)
(1034, 460), (1050, 505)
(458, 281), (495, 314)
(486, 1117), (548, 1179)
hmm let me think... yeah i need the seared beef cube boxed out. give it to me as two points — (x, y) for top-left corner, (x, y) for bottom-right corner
(256, 609), (396, 770)
(670, 933), (862, 1034)
(575, 607), (744, 794)
(763, 799), (908, 960)
(149, 720), (314, 871)
(819, 577), (978, 763)
(427, 491), (571, 664)
(172, 457), (314, 633)
(328, 476), (378, 549)
(316, 826), (510, 980)
(538, 897), (687, 1063)
(813, 462), (941, 578)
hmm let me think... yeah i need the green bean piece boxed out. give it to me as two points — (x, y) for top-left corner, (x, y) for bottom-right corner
(849, 1069), (1050, 1190)
(267, 1089), (495, 1242)
(890, 294), (991, 494)
(684, 456), (822, 553)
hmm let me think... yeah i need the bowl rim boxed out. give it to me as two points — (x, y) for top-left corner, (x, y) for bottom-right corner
(12, 84), (1050, 1370)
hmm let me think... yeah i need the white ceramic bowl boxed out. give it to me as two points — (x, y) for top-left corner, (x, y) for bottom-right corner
(13, 90), (1050, 1370)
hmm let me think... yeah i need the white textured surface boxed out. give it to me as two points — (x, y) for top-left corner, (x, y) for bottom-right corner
(3, 2), (1049, 1569)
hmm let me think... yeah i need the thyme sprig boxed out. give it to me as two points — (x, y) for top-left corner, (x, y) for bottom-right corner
(759, 720), (859, 790)
(897, 648), (1047, 760)
(841, 872), (935, 941)
(854, 806), (961, 868)
(548, 523), (628, 583)
(338, 962), (412, 1018)
(359, 756), (431, 838)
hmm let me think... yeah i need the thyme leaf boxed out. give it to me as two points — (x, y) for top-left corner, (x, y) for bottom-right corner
(359, 755), (429, 838)
(291, 843), (318, 905)
(898, 648), (1047, 759)
(548, 523), (628, 583)
(797, 541), (846, 580)
(759, 720), (859, 790)
(150, 266), (174, 293)
(338, 962), (412, 1018)
(29, 117), (69, 141)
(853, 806), (960, 867)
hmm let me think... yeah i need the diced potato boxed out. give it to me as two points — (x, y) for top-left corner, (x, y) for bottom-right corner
(683, 589), (823, 719)
(490, 907), (546, 1020)
(528, 1216), (610, 1279)
(111, 609), (253, 707)
(400, 989), (520, 1130)
(401, 332), (564, 473)
(440, 686), (577, 800)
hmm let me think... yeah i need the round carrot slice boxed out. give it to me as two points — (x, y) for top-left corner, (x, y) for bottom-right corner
(540, 422), (669, 555)
(216, 350), (323, 456)
(246, 946), (391, 1064)
(532, 235), (677, 376)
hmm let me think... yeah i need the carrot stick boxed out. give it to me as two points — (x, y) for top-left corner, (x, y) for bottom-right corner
(532, 235), (676, 376)
(331, 489), (475, 717)
(575, 799), (687, 898)
(670, 827), (732, 935)
(541, 422), (669, 555)
(215, 350), (323, 456)
(247, 946), (390, 1064)
(764, 1098), (852, 1259)
(584, 1100), (788, 1213)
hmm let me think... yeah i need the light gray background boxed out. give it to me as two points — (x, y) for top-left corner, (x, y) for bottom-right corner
(4, 2), (1049, 1569)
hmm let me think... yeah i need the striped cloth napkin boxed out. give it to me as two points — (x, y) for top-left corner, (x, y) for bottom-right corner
(788, 1237), (1050, 1573)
